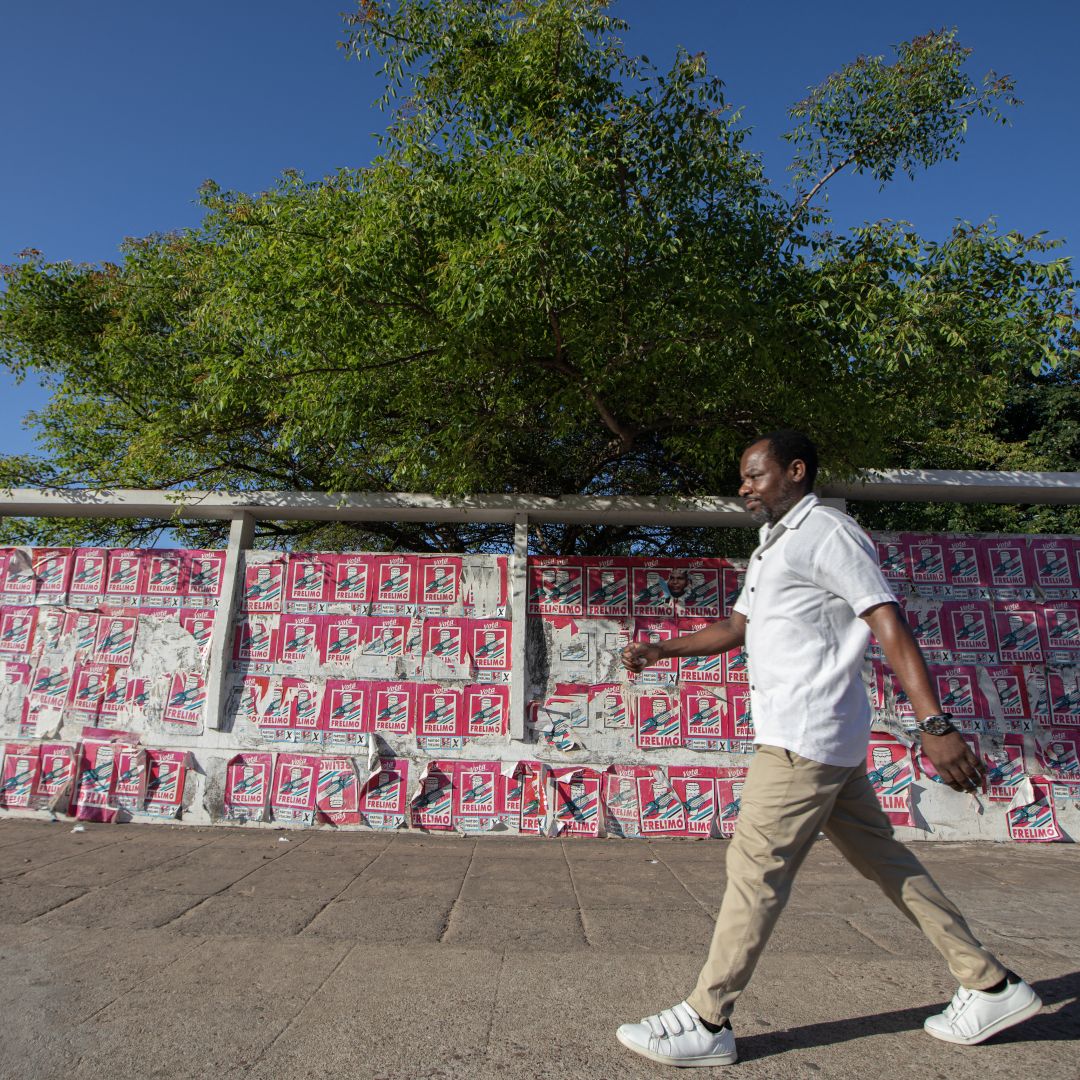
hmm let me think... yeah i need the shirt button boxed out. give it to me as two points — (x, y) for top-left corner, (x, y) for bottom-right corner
(750, 587), (755, 592)
(751, 684), (756, 691)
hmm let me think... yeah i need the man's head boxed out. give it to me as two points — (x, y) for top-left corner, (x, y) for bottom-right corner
(667, 568), (689, 598)
(740, 430), (818, 525)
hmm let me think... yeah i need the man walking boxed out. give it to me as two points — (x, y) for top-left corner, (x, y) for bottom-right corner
(616, 430), (1042, 1067)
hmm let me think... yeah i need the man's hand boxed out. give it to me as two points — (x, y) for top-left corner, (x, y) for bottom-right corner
(921, 731), (987, 792)
(621, 642), (662, 673)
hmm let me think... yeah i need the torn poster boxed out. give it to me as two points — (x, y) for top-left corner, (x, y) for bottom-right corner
(29, 660), (72, 712)
(422, 617), (470, 679)
(113, 745), (148, 817)
(901, 598), (947, 659)
(635, 689), (681, 749)
(461, 556), (509, 619)
(281, 677), (322, 745)
(31, 548), (73, 605)
(179, 608), (215, 661)
(586, 559), (630, 617)
(323, 615), (366, 666)
(721, 683), (754, 748)
(978, 664), (1030, 726)
(1042, 601), (1080, 662)
(588, 683), (630, 730)
(72, 729), (136, 823)
(360, 756), (409, 829)
(551, 766), (602, 837)
(721, 566), (745, 617)
(528, 558), (584, 617)
(1048, 665), (1080, 726)
(232, 614), (279, 670)
(67, 663), (111, 722)
(875, 537), (910, 587)
(636, 770), (688, 836)
(453, 759), (501, 832)
(984, 735), (1027, 802)
(277, 614), (326, 668)
(1036, 729), (1080, 785)
(725, 646), (749, 684)
(667, 765), (719, 837)
(163, 672), (206, 730)
(517, 760), (548, 834)
(36, 743), (76, 813)
(532, 685), (588, 752)
(866, 736), (916, 827)
(676, 561), (723, 619)
(0, 549), (35, 605)
(681, 685), (726, 750)
(142, 749), (188, 818)
(464, 683), (509, 738)
(0, 742), (40, 809)
(410, 759), (454, 830)
(92, 612), (138, 666)
(271, 753), (320, 825)
(629, 619), (678, 685)
(224, 752), (273, 822)
(602, 765), (652, 838)
(677, 619), (724, 684)
(1007, 777), (1063, 842)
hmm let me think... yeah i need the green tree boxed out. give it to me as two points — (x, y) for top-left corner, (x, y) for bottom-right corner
(1, 2), (1075, 553)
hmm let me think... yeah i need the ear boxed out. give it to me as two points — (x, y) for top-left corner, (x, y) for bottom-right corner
(788, 458), (807, 484)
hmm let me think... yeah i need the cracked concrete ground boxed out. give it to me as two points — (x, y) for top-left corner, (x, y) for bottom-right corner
(0, 819), (1076, 1079)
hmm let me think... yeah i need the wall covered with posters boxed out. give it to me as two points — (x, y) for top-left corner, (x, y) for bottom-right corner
(0, 534), (1077, 843)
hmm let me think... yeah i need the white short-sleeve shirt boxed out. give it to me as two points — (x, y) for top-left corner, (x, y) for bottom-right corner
(735, 493), (896, 766)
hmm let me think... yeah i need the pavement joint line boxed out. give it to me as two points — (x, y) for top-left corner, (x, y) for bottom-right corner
(294, 837), (396, 936)
(240, 941), (358, 1073)
(69, 834), (224, 894)
(557, 838), (592, 948)
(76, 935), (209, 1026)
(153, 836), (315, 929)
(19, 886), (92, 925)
(435, 837), (478, 944)
(5, 834), (131, 882)
(842, 916), (898, 956)
(645, 842), (719, 922)
(481, 946), (508, 1058)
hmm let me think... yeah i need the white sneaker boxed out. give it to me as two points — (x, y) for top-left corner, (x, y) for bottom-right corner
(616, 1000), (738, 1067)
(924, 975), (1042, 1045)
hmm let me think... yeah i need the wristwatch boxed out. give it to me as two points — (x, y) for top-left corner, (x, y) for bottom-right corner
(915, 713), (957, 736)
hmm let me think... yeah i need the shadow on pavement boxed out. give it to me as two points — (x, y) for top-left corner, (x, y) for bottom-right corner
(736, 971), (1080, 1060)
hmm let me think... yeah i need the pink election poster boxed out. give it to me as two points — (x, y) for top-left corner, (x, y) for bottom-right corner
(36, 743), (76, 809)
(323, 615), (366, 666)
(371, 555), (418, 614)
(410, 760), (454, 830)
(163, 672), (206, 728)
(363, 616), (409, 658)
(179, 609), (215, 660)
(985, 539), (1033, 593)
(681, 686), (725, 750)
(423, 617), (469, 677)
(527, 559), (584, 616)
(875, 538), (909, 585)
(271, 753), (320, 824)
(285, 553), (332, 610)
(29, 661), (71, 711)
(942, 601), (996, 661)
(667, 765), (719, 837)
(417, 685), (463, 747)
(453, 760), (501, 829)
(277, 614), (326, 667)
(978, 664), (1030, 724)
(31, 548), (73, 603)
(678, 560), (723, 618)
(586, 559), (630, 617)
(72, 731), (137, 823)
(241, 559), (284, 613)
(636, 771), (688, 836)
(721, 683), (754, 744)
(602, 765), (651, 838)
(143, 749), (188, 818)
(330, 554), (372, 606)
(103, 549), (142, 603)
(715, 769), (750, 838)
(282, 677), (322, 742)
(993, 602), (1045, 664)
(0, 606), (37, 656)
(232, 615), (278, 668)
(1036, 729), (1080, 785)
(321, 679), (370, 737)
(588, 684), (630, 730)
(631, 561), (679, 617)
(140, 550), (185, 604)
(1048, 667), (1080, 726)
(630, 618), (678, 684)
(1007, 778), (1063, 842)
(985, 736), (1027, 802)
(369, 681), (416, 735)
(677, 618), (724, 684)
(866, 736), (915, 827)
(906, 536), (947, 589)
(1042, 601), (1080, 661)
(470, 620), (511, 679)
(92, 613), (138, 666)
(932, 665), (987, 721)
(68, 548), (108, 605)
(1031, 538), (1077, 596)
(942, 538), (989, 594)
(224, 752), (272, 822)
(0, 550), (35, 603)
(113, 745), (148, 815)
(635, 689), (681, 749)
(360, 757), (410, 827)
(0, 743), (40, 809)
(184, 550), (226, 604)
(464, 683), (509, 737)
(68, 663), (111, 720)
(552, 766), (602, 837)
(721, 566), (745, 617)
(418, 556), (461, 612)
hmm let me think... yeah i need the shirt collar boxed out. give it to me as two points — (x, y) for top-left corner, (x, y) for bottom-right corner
(759, 492), (820, 544)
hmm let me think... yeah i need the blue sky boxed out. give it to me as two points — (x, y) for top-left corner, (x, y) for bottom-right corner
(2, 0), (1077, 461)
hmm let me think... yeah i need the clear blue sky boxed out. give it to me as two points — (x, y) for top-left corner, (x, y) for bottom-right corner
(2, 0), (1077, 460)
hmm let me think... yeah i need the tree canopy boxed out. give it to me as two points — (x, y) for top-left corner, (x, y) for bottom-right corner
(2, 1), (1076, 553)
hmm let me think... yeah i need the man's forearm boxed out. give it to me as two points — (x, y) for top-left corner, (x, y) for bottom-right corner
(865, 604), (942, 719)
(656, 616), (746, 659)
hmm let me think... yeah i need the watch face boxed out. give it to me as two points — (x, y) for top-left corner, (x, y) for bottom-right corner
(919, 717), (954, 736)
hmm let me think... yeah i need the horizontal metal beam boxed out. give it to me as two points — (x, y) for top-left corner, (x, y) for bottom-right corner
(0, 468), (1077, 528)
(822, 470), (1080, 506)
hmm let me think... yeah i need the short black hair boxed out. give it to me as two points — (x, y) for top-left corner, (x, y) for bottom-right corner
(751, 430), (818, 489)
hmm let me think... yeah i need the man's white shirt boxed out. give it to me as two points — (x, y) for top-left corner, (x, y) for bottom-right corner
(734, 493), (896, 766)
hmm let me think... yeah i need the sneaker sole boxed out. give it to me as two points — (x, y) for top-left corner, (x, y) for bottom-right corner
(924, 994), (1043, 1046)
(616, 1029), (738, 1067)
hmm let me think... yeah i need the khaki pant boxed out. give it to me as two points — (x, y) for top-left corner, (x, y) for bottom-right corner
(687, 745), (1006, 1025)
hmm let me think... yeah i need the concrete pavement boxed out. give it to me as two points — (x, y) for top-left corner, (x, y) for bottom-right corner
(0, 819), (1076, 1079)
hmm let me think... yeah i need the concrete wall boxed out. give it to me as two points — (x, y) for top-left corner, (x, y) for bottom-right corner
(1, 537), (1077, 841)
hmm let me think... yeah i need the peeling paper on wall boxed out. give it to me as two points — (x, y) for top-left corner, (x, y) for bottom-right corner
(359, 754), (409, 830)
(550, 766), (603, 838)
